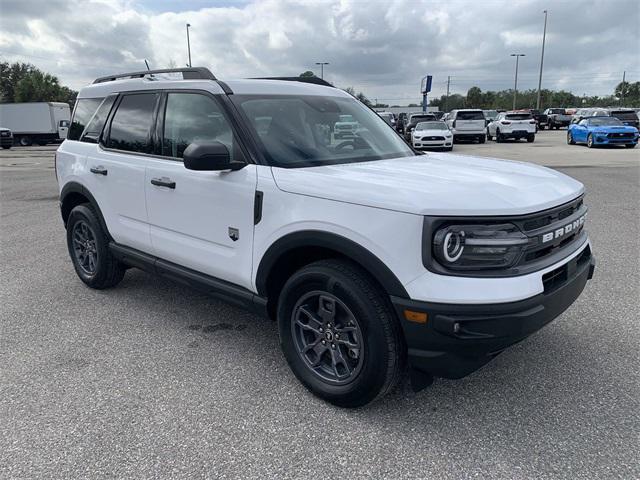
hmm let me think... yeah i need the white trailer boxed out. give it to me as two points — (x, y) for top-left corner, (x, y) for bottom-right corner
(0, 102), (70, 146)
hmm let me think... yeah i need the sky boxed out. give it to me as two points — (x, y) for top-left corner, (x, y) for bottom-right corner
(0, 0), (638, 104)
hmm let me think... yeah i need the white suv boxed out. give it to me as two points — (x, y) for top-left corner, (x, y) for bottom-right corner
(487, 111), (537, 142)
(56, 68), (595, 407)
(445, 109), (486, 143)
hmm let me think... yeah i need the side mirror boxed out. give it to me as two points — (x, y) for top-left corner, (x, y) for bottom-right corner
(183, 142), (245, 171)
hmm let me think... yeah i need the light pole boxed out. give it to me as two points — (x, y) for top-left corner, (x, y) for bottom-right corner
(186, 23), (192, 68)
(536, 10), (548, 110)
(315, 62), (329, 80)
(511, 53), (525, 110)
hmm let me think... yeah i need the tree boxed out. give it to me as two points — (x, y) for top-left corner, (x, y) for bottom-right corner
(0, 62), (77, 106)
(299, 70), (315, 78)
(466, 87), (483, 108)
(615, 81), (640, 107)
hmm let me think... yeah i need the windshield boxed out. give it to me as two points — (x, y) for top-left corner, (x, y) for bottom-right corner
(409, 115), (434, 124)
(232, 95), (414, 168)
(416, 121), (447, 131)
(484, 110), (498, 118)
(589, 117), (623, 126)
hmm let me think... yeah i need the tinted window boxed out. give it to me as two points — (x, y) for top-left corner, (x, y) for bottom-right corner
(162, 93), (234, 158)
(416, 121), (447, 130)
(589, 117), (622, 126)
(505, 113), (533, 120)
(107, 93), (159, 153)
(81, 95), (117, 144)
(610, 111), (638, 120)
(68, 98), (103, 140)
(457, 111), (484, 120)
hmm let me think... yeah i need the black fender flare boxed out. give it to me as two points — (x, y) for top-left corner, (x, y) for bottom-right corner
(59, 182), (111, 239)
(255, 230), (409, 298)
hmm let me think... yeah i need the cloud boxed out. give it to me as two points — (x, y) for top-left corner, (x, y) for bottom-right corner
(0, 0), (638, 103)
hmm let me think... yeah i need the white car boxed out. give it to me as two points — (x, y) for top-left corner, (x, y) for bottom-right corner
(56, 67), (595, 407)
(411, 121), (453, 150)
(487, 112), (537, 142)
(445, 109), (486, 143)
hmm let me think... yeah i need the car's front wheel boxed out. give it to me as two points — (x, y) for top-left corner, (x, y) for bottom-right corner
(66, 204), (125, 289)
(277, 259), (404, 407)
(625, 143), (637, 148)
(587, 133), (595, 148)
(567, 131), (575, 145)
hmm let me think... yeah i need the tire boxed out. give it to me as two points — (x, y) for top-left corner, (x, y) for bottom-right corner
(19, 136), (32, 147)
(277, 259), (404, 408)
(66, 204), (125, 289)
(486, 129), (492, 141)
(527, 134), (535, 143)
(567, 131), (575, 145)
(446, 146), (453, 151)
(496, 129), (503, 143)
(587, 134), (594, 148)
(625, 143), (637, 148)
(1, 145), (10, 149)
(478, 135), (485, 144)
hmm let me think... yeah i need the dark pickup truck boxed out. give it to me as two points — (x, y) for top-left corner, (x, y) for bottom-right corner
(530, 109), (548, 130)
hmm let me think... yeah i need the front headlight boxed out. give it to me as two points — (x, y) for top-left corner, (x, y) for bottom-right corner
(432, 224), (528, 270)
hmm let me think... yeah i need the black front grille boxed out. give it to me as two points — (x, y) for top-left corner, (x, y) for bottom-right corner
(421, 136), (445, 141)
(607, 132), (634, 139)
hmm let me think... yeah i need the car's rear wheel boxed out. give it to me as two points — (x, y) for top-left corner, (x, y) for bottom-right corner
(567, 131), (575, 145)
(1, 145), (10, 149)
(587, 133), (595, 148)
(625, 143), (637, 148)
(486, 128), (492, 141)
(19, 136), (32, 147)
(496, 129), (503, 143)
(66, 204), (125, 289)
(527, 134), (535, 143)
(478, 134), (485, 144)
(277, 259), (404, 407)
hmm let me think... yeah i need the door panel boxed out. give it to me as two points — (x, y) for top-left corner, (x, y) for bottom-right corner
(146, 160), (257, 289)
(145, 92), (257, 290)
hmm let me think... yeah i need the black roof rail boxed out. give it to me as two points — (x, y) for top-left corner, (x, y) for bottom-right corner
(252, 76), (335, 88)
(93, 67), (216, 84)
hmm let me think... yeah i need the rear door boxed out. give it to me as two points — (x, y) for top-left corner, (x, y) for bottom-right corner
(455, 110), (485, 131)
(85, 92), (160, 252)
(145, 91), (257, 290)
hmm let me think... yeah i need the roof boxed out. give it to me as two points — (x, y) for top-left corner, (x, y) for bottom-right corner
(79, 67), (348, 99)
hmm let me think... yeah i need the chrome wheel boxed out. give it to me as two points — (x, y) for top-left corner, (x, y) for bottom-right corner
(291, 291), (364, 385)
(71, 220), (98, 275)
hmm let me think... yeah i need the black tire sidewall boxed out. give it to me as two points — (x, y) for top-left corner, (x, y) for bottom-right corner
(66, 204), (112, 287)
(277, 262), (397, 406)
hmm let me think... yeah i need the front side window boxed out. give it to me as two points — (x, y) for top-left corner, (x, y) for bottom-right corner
(232, 94), (413, 168)
(106, 93), (159, 153)
(162, 93), (234, 158)
(68, 98), (103, 140)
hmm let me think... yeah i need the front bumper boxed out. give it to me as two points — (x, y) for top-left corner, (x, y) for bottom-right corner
(391, 246), (595, 380)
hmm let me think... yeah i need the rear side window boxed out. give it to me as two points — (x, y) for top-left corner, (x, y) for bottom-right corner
(81, 95), (117, 144)
(106, 93), (159, 153)
(68, 98), (103, 140)
(457, 111), (484, 120)
(162, 93), (235, 159)
(610, 111), (638, 120)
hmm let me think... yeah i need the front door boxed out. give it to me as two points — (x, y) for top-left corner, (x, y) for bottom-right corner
(145, 92), (257, 290)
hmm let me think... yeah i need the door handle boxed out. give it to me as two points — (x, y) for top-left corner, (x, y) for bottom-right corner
(150, 177), (176, 189)
(90, 166), (108, 176)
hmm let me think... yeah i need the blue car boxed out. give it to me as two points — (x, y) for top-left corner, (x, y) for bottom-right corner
(568, 116), (638, 148)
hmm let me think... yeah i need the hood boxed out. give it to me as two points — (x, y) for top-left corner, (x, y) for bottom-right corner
(271, 154), (584, 216)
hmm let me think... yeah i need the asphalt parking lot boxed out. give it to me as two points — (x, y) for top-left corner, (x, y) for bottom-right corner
(1, 130), (639, 479)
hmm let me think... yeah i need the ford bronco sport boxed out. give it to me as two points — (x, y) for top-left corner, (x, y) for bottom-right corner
(57, 68), (595, 407)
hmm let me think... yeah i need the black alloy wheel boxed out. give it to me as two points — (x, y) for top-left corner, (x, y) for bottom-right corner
(291, 291), (364, 385)
(71, 220), (98, 275)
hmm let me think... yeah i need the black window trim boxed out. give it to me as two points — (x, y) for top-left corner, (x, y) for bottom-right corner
(97, 88), (260, 165)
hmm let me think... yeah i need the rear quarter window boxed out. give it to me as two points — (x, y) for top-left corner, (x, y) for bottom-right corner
(68, 98), (103, 140)
(106, 93), (159, 154)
